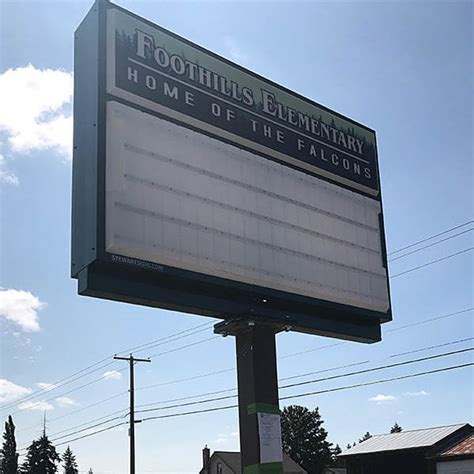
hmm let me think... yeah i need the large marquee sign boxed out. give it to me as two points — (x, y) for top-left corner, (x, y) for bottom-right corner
(72, 0), (391, 342)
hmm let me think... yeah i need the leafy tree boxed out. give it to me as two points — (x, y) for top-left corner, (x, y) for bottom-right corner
(62, 447), (78, 474)
(1, 416), (18, 474)
(390, 423), (403, 433)
(358, 432), (372, 443)
(281, 405), (334, 474)
(21, 430), (60, 473)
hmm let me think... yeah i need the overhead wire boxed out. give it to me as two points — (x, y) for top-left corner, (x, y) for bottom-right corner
(29, 361), (470, 449)
(134, 335), (472, 409)
(2, 321), (213, 412)
(4, 324), (217, 415)
(138, 363), (472, 423)
(17, 329), (472, 440)
(54, 422), (128, 448)
(17, 344), (473, 450)
(390, 247), (473, 279)
(16, 392), (128, 435)
(132, 346), (473, 415)
(388, 220), (473, 255)
(388, 228), (473, 263)
(136, 308), (473, 391)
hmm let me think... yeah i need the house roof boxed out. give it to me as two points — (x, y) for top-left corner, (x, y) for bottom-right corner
(340, 424), (469, 457)
(212, 451), (306, 473)
(437, 433), (474, 458)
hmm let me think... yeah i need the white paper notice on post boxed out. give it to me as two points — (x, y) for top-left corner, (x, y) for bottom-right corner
(257, 412), (283, 464)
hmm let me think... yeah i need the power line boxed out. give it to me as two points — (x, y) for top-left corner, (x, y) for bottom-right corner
(124, 324), (213, 356)
(50, 416), (126, 445)
(48, 410), (128, 440)
(280, 341), (344, 360)
(32, 361), (470, 449)
(135, 308), (472, 391)
(389, 337), (473, 358)
(54, 422), (128, 448)
(9, 372), (126, 417)
(279, 347), (473, 390)
(388, 228), (473, 262)
(390, 247), (473, 278)
(1, 322), (214, 412)
(135, 335), (471, 409)
(8, 333), (219, 416)
(280, 362), (473, 402)
(18, 333), (471, 439)
(147, 336), (219, 358)
(384, 308), (472, 333)
(133, 345), (472, 416)
(0, 360), (117, 412)
(137, 387), (237, 409)
(18, 416), (129, 454)
(136, 367), (234, 392)
(280, 337), (472, 381)
(16, 392), (128, 435)
(138, 363), (472, 423)
(19, 350), (472, 450)
(388, 220), (474, 255)
(280, 308), (473, 360)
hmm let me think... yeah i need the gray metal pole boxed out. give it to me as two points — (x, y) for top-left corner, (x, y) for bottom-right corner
(215, 320), (283, 474)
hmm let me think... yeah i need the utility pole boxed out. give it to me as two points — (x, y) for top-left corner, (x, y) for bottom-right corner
(113, 354), (151, 474)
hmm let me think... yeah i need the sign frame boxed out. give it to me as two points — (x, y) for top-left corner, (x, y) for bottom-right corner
(72, 0), (391, 343)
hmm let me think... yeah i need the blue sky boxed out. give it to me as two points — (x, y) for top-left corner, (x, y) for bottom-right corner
(0, 0), (472, 472)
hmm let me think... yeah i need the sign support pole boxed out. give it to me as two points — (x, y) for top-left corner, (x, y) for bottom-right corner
(215, 319), (284, 474)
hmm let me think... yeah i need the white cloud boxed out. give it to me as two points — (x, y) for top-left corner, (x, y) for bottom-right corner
(0, 379), (32, 403)
(18, 400), (54, 411)
(0, 154), (19, 186)
(56, 396), (79, 407)
(368, 394), (397, 403)
(215, 429), (239, 445)
(103, 370), (122, 381)
(35, 382), (57, 392)
(0, 65), (73, 159)
(0, 288), (45, 332)
(404, 390), (430, 397)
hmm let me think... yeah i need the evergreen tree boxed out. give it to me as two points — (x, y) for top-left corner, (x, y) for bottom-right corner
(21, 430), (61, 473)
(358, 432), (372, 443)
(281, 405), (334, 474)
(390, 422), (403, 433)
(1, 416), (18, 474)
(346, 443), (352, 450)
(62, 447), (78, 474)
(331, 444), (344, 467)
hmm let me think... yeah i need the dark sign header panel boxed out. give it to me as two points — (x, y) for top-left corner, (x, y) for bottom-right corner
(106, 8), (380, 198)
(71, 1), (391, 343)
